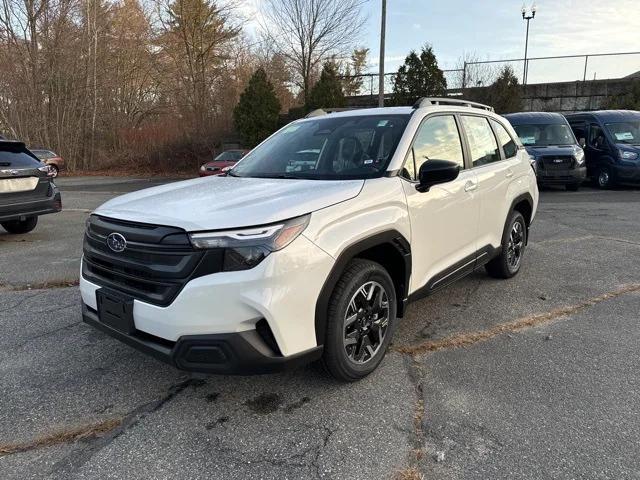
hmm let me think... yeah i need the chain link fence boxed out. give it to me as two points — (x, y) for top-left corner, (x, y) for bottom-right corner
(341, 51), (640, 99)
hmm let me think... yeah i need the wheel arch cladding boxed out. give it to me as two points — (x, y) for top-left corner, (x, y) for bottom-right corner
(314, 231), (411, 346)
(509, 193), (534, 244)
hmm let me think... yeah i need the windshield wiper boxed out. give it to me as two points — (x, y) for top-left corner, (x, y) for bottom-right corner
(254, 174), (302, 179)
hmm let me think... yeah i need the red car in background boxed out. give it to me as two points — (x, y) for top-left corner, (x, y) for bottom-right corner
(31, 149), (65, 177)
(199, 149), (249, 177)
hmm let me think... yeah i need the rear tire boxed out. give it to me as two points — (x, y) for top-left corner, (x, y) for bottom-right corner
(321, 259), (397, 382)
(485, 211), (527, 279)
(1, 216), (38, 234)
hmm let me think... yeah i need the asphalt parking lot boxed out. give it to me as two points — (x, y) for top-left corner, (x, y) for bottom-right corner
(1, 177), (640, 479)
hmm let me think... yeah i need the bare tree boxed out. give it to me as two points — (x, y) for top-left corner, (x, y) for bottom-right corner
(260, 0), (366, 104)
(454, 51), (498, 91)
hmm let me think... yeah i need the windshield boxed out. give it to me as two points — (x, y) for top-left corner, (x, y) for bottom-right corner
(513, 123), (576, 146)
(605, 121), (640, 145)
(215, 151), (244, 161)
(231, 114), (410, 180)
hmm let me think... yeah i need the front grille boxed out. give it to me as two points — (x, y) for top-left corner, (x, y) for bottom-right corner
(82, 215), (223, 306)
(539, 155), (574, 171)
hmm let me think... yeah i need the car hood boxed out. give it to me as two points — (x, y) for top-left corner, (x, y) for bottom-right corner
(94, 176), (364, 231)
(616, 143), (640, 153)
(524, 145), (579, 157)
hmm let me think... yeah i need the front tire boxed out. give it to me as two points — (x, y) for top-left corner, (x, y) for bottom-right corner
(485, 211), (527, 279)
(49, 164), (59, 178)
(1, 216), (38, 234)
(596, 168), (613, 189)
(321, 259), (397, 382)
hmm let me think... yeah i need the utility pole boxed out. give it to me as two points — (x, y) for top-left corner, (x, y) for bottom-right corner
(378, 0), (386, 107)
(521, 3), (537, 85)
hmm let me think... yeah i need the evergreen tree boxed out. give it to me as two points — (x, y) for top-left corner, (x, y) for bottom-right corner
(233, 68), (281, 147)
(307, 63), (345, 111)
(486, 66), (522, 113)
(391, 45), (447, 106)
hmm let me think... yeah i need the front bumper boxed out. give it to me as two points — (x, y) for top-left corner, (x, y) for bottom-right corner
(0, 184), (61, 222)
(82, 302), (322, 374)
(537, 166), (586, 185)
(80, 233), (335, 373)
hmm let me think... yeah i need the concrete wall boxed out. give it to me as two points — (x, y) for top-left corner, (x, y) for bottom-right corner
(519, 78), (632, 112)
(345, 78), (636, 112)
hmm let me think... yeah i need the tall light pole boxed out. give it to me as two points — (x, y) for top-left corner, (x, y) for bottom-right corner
(378, 0), (386, 107)
(521, 3), (536, 85)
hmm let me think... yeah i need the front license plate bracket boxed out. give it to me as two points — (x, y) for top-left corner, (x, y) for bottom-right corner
(96, 289), (135, 335)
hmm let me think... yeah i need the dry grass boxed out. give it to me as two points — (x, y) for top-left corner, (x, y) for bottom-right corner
(1, 279), (80, 291)
(393, 467), (424, 480)
(396, 283), (640, 356)
(0, 418), (122, 457)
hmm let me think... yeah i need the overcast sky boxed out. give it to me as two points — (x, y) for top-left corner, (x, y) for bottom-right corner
(243, 0), (640, 84)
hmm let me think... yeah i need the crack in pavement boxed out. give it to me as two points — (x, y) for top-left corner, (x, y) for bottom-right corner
(15, 319), (81, 348)
(0, 419), (122, 457)
(36, 377), (202, 477)
(533, 234), (640, 247)
(0, 280), (79, 292)
(390, 356), (427, 480)
(394, 283), (640, 356)
(0, 291), (46, 314)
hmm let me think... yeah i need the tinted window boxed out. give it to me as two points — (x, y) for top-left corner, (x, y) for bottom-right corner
(0, 145), (41, 168)
(513, 123), (575, 146)
(491, 120), (517, 158)
(232, 115), (409, 180)
(589, 124), (606, 149)
(402, 115), (463, 181)
(461, 116), (500, 167)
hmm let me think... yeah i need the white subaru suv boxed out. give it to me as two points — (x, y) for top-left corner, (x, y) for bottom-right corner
(80, 98), (538, 381)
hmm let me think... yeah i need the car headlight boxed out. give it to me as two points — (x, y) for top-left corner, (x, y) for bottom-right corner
(619, 149), (639, 161)
(573, 147), (585, 165)
(189, 215), (310, 271)
(200, 165), (206, 171)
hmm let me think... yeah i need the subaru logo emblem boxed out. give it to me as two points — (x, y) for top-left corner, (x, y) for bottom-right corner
(10, 169), (18, 176)
(106, 232), (127, 252)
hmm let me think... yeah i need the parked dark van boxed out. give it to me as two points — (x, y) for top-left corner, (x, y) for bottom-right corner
(504, 112), (586, 191)
(564, 110), (640, 188)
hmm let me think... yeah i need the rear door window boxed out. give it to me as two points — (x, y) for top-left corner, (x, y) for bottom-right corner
(490, 120), (518, 158)
(461, 116), (501, 167)
(0, 145), (41, 168)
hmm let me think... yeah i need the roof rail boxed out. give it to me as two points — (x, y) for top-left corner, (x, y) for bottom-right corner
(305, 109), (327, 118)
(412, 97), (494, 112)
(304, 106), (370, 118)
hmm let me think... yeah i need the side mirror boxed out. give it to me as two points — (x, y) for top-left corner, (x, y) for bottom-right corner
(579, 138), (586, 148)
(417, 159), (461, 192)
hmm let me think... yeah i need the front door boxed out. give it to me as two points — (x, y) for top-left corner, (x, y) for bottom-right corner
(399, 114), (479, 294)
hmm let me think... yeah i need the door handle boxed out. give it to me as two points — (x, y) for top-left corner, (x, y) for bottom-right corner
(464, 180), (477, 192)
(505, 169), (514, 178)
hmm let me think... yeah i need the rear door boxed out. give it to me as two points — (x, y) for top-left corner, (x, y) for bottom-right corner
(0, 142), (48, 207)
(460, 115), (518, 250)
